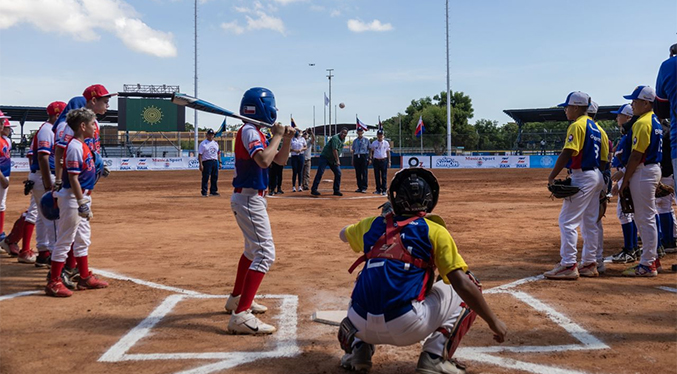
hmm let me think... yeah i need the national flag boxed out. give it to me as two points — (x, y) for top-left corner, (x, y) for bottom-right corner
(356, 116), (368, 131)
(291, 117), (297, 128)
(324, 93), (329, 106)
(378, 116), (383, 132)
(415, 115), (425, 138)
(214, 117), (227, 137)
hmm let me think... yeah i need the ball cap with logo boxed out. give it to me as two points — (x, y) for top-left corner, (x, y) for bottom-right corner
(377, 129), (384, 135)
(207, 129), (215, 135)
(623, 85), (656, 102)
(83, 84), (118, 102)
(0, 110), (15, 127)
(557, 91), (591, 107)
(611, 103), (634, 117)
(587, 100), (599, 115)
(46, 101), (68, 117)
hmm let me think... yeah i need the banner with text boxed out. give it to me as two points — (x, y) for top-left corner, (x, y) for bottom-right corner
(430, 155), (530, 169)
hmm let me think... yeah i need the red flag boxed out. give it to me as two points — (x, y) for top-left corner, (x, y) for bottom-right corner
(415, 115), (425, 137)
(356, 116), (368, 131)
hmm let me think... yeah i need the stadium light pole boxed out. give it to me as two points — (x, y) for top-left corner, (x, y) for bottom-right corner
(446, 0), (452, 156)
(327, 69), (334, 135)
(193, 0), (199, 156)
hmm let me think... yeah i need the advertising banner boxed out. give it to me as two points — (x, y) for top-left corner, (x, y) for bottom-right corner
(401, 156), (431, 169)
(430, 155), (530, 169)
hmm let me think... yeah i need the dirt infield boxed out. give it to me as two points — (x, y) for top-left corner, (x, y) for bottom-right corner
(1, 168), (675, 374)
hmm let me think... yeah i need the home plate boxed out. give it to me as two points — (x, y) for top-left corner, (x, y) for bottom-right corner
(312, 310), (346, 326)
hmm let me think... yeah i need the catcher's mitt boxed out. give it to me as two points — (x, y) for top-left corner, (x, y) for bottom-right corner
(598, 191), (610, 222)
(655, 182), (675, 198)
(620, 189), (634, 214)
(548, 178), (580, 199)
(23, 180), (34, 196)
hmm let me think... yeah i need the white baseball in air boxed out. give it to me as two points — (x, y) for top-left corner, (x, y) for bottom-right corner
(339, 102), (345, 109)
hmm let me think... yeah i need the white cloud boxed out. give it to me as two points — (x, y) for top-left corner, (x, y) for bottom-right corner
(246, 10), (286, 34)
(347, 19), (393, 33)
(0, 0), (177, 58)
(330, 9), (341, 17)
(221, 21), (245, 35)
(272, 0), (306, 4)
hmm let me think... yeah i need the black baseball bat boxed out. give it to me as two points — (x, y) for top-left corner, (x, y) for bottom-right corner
(171, 93), (272, 128)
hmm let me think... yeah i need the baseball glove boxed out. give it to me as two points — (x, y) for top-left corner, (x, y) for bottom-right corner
(598, 191), (610, 222)
(620, 189), (634, 214)
(548, 178), (580, 199)
(655, 182), (675, 198)
(23, 180), (34, 196)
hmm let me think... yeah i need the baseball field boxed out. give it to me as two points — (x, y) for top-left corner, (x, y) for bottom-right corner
(0, 168), (675, 374)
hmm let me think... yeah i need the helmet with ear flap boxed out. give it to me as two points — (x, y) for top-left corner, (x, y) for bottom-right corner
(388, 168), (439, 215)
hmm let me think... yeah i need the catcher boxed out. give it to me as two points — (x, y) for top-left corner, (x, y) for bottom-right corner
(337, 168), (507, 374)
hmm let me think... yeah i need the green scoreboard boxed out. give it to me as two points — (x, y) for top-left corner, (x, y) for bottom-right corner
(118, 97), (185, 131)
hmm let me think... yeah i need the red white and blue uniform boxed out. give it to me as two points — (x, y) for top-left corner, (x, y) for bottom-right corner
(62, 139), (96, 191)
(28, 122), (59, 253)
(57, 120), (101, 155)
(231, 123), (275, 273)
(0, 135), (11, 213)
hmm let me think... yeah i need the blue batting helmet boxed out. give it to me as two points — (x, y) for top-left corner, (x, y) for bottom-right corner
(240, 87), (277, 125)
(40, 191), (59, 221)
(94, 152), (104, 183)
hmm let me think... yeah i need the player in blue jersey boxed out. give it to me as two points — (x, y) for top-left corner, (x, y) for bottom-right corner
(45, 108), (108, 297)
(225, 87), (294, 335)
(337, 168), (507, 374)
(619, 86), (663, 277)
(655, 44), (677, 188)
(546, 92), (609, 280)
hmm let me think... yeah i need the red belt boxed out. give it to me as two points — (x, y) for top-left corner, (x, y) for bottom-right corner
(233, 188), (266, 196)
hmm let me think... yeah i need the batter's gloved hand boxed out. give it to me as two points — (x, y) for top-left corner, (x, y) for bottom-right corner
(620, 189), (634, 214)
(77, 198), (93, 220)
(548, 178), (580, 199)
(655, 182), (674, 198)
(53, 179), (63, 192)
(23, 180), (35, 195)
(598, 190), (610, 222)
(102, 166), (110, 178)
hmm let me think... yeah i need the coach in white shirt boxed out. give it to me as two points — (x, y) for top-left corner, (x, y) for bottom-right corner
(369, 129), (391, 195)
(199, 129), (221, 197)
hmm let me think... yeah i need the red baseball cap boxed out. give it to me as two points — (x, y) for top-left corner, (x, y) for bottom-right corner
(0, 110), (14, 128)
(83, 84), (118, 102)
(46, 101), (68, 116)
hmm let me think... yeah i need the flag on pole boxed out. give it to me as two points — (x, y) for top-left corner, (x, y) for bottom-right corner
(415, 115), (425, 138)
(291, 117), (297, 128)
(356, 116), (368, 131)
(324, 92), (329, 106)
(378, 116), (383, 132)
(214, 117), (227, 137)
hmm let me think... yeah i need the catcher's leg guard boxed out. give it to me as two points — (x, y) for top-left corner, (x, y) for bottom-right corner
(338, 317), (358, 353)
(6, 214), (26, 244)
(438, 303), (477, 361)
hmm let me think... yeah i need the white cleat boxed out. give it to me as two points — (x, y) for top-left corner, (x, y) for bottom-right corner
(227, 310), (276, 335)
(224, 294), (268, 314)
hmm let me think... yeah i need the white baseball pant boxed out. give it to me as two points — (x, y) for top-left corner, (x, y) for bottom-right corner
(558, 169), (604, 266)
(51, 189), (91, 262)
(28, 172), (57, 253)
(628, 164), (661, 266)
(230, 189), (275, 273)
(348, 280), (465, 355)
(0, 176), (8, 212)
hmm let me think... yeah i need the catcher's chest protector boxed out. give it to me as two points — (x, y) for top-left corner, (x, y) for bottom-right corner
(348, 213), (435, 301)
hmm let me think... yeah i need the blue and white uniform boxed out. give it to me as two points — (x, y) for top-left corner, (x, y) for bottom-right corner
(28, 121), (58, 253)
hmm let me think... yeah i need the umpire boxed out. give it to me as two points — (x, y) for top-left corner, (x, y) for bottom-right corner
(199, 129), (220, 197)
(351, 127), (369, 193)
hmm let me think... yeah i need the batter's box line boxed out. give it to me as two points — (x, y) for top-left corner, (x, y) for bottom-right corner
(99, 293), (300, 374)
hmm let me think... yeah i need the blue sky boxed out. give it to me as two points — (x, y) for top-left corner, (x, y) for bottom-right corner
(1, 0), (675, 135)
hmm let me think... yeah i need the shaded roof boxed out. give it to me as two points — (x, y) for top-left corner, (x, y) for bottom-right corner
(503, 106), (622, 124)
(0, 106), (118, 124)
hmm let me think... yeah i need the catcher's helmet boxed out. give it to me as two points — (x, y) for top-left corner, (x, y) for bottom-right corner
(240, 87), (277, 125)
(40, 191), (59, 221)
(388, 168), (439, 215)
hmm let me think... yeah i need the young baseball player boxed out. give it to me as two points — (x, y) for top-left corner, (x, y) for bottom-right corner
(610, 104), (641, 263)
(311, 127), (348, 196)
(2, 102), (67, 266)
(225, 87), (294, 334)
(337, 168), (507, 374)
(657, 119), (677, 253)
(45, 108), (108, 297)
(0, 111), (14, 240)
(369, 129), (391, 196)
(655, 44), (676, 191)
(586, 101), (610, 274)
(546, 91), (609, 280)
(619, 86), (663, 277)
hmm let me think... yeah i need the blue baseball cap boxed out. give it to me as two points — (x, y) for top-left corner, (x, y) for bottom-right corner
(610, 104), (633, 117)
(623, 86), (655, 102)
(558, 91), (590, 107)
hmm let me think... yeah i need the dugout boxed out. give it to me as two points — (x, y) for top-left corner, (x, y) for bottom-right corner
(503, 106), (622, 154)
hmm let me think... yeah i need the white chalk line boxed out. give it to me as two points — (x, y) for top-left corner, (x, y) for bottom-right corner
(0, 290), (41, 301)
(657, 286), (677, 293)
(92, 268), (206, 296)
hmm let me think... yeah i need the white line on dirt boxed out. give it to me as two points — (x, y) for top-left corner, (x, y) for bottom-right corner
(92, 268), (206, 296)
(657, 286), (677, 293)
(484, 274), (544, 294)
(454, 351), (591, 374)
(0, 290), (40, 301)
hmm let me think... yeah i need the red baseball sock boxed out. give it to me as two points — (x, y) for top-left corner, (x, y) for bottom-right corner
(235, 270), (265, 314)
(49, 261), (65, 283)
(76, 256), (89, 278)
(6, 214), (25, 243)
(65, 247), (76, 269)
(0, 211), (5, 234)
(21, 222), (35, 252)
(231, 254), (252, 297)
